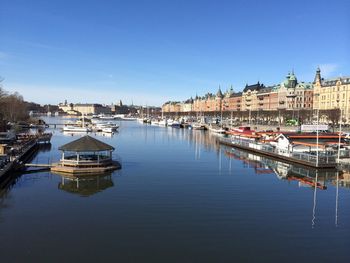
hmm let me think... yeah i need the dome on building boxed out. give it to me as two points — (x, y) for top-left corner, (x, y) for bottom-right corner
(289, 73), (297, 82)
(282, 71), (298, 89)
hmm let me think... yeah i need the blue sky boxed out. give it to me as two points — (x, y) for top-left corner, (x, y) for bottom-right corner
(1, 0), (349, 106)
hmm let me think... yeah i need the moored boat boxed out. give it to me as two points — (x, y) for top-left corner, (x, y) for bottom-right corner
(208, 124), (226, 134)
(192, 123), (206, 130)
(159, 119), (167, 126)
(63, 126), (92, 132)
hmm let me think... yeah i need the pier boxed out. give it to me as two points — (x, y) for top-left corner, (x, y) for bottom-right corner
(218, 137), (337, 169)
(0, 133), (52, 184)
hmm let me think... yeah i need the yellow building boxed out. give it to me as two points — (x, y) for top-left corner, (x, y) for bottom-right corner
(313, 68), (350, 123)
(241, 82), (265, 111)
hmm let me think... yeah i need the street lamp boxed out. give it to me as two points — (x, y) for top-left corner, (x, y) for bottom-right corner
(315, 93), (320, 167)
(248, 107), (251, 126)
(337, 99), (343, 163)
(278, 109), (281, 127)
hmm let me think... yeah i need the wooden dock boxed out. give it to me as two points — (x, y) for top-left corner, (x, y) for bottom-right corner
(0, 135), (52, 184)
(218, 137), (337, 169)
(24, 163), (53, 168)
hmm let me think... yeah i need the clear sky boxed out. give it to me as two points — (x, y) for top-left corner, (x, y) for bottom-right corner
(1, 0), (349, 106)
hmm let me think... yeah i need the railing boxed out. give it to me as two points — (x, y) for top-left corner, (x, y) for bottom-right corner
(220, 136), (337, 166)
(61, 156), (112, 165)
(291, 152), (336, 164)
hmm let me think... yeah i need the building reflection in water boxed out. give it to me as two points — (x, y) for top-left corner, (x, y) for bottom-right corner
(58, 173), (114, 197)
(221, 145), (346, 189)
(170, 127), (350, 186)
(220, 145), (348, 227)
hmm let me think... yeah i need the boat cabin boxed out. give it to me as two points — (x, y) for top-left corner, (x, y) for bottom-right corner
(274, 133), (347, 154)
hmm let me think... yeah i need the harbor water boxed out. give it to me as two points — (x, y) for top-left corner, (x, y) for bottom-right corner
(0, 118), (349, 262)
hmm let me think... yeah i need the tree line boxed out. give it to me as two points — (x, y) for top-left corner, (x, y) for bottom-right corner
(0, 79), (29, 128)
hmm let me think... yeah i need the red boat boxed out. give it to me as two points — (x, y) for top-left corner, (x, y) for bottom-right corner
(226, 126), (260, 138)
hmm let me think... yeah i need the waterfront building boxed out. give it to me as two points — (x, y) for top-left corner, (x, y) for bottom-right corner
(215, 88), (224, 112)
(181, 98), (194, 113)
(161, 69), (340, 124)
(241, 82), (265, 111)
(256, 87), (277, 111)
(276, 71), (313, 112)
(110, 100), (129, 114)
(222, 87), (242, 112)
(228, 92), (242, 112)
(313, 67), (350, 123)
(58, 102), (111, 115)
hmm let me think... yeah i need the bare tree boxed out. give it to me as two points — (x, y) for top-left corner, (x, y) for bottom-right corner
(0, 79), (29, 125)
(322, 109), (340, 132)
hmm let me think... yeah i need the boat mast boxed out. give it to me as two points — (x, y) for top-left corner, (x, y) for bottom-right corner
(220, 102), (223, 127)
(82, 112), (85, 128)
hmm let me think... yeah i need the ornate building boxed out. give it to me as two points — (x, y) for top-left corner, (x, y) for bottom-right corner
(161, 69), (333, 122)
(276, 71), (313, 111)
(241, 82), (265, 111)
(313, 67), (350, 123)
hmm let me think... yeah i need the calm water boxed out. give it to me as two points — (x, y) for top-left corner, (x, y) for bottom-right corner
(0, 119), (349, 262)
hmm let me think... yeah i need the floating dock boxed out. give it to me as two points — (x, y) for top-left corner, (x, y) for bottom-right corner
(218, 137), (337, 169)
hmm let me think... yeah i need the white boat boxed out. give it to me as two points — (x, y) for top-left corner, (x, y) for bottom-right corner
(102, 127), (116, 133)
(208, 125), (226, 134)
(121, 116), (137, 121)
(94, 122), (119, 132)
(159, 119), (167, 126)
(192, 123), (206, 130)
(169, 120), (181, 128)
(99, 115), (117, 120)
(63, 113), (92, 132)
(151, 119), (159, 125)
(63, 126), (91, 132)
(137, 118), (146, 123)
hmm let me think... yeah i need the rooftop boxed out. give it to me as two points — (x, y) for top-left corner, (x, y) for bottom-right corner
(59, 135), (115, 152)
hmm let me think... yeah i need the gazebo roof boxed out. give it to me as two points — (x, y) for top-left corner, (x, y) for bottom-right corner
(59, 135), (115, 152)
(58, 175), (114, 196)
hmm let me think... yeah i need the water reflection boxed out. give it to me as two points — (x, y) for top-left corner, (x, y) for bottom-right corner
(220, 145), (345, 227)
(222, 146), (345, 188)
(58, 173), (114, 197)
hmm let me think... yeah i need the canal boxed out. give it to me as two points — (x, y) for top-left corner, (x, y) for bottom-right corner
(0, 119), (349, 262)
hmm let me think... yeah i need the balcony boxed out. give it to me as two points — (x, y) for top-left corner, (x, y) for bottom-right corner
(245, 97), (252, 101)
(286, 93), (296, 98)
(279, 100), (285, 104)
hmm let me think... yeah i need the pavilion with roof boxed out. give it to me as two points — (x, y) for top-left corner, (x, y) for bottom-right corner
(51, 135), (121, 175)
